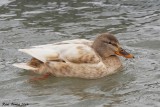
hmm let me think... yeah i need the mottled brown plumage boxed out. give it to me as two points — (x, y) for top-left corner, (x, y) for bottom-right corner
(27, 58), (43, 68)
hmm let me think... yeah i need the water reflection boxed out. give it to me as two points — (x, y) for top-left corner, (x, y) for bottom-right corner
(18, 70), (135, 106)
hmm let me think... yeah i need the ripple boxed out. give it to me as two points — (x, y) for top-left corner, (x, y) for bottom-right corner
(22, 10), (45, 15)
(0, 0), (160, 106)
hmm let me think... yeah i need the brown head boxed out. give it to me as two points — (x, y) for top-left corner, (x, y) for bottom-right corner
(92, 33), (134, 59)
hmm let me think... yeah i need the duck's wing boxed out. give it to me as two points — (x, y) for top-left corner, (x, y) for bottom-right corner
(54, 39), (93, 46)
(32, 39), (93, 48)
(19, 43), (100, 64)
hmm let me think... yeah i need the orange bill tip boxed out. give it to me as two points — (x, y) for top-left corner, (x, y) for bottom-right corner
(123, 54), (134, 58)
(115, 48), (134, 59)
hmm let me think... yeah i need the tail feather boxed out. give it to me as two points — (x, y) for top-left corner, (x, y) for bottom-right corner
(13, 63), (38, 71)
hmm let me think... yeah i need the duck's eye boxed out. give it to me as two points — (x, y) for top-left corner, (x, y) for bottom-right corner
(108, 41), (112, 44)
(120, 48), (124, 52)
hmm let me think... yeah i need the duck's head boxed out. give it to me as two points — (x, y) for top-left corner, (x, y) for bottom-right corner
(92, 33), (134, 58)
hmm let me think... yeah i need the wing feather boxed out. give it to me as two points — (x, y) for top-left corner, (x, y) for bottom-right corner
(19, 48), (59, 62)
(19, 40), (99, 64)
(32, 39), (93, 48)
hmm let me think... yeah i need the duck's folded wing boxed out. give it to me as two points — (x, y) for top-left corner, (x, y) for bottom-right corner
(19, 48), (59, 62)
(19, 44), (100, 64)
(32, 39), (93, 48)
(54, 39), (93, 46)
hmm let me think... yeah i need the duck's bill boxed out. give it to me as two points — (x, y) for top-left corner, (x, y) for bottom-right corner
(115, 48), (134, 58)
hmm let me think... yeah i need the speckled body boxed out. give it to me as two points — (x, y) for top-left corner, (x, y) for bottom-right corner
(37, 56), (122, 79)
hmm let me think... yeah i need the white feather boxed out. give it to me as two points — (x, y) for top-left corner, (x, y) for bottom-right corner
(19, 48), (58, 62)
(13, 63), (38, 70)
(18, 40), (98, 64)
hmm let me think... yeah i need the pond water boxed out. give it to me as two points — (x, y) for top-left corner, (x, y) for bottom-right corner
(0, 0), (160, 107)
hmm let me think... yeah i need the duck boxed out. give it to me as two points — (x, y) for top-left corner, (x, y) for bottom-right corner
(13, 33), (134, 80)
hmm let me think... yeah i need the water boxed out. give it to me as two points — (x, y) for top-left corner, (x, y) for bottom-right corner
(0, 0), (160, 107)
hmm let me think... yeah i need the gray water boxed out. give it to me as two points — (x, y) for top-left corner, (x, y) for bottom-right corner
(0, 0), (160, 107)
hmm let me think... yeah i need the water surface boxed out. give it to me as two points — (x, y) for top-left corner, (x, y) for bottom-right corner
(0, 0), (160, 107)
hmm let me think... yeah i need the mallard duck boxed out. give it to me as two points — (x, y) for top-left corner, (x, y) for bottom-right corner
(13, 33), (134, 79)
